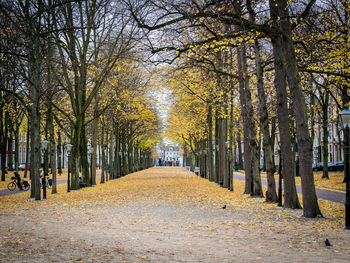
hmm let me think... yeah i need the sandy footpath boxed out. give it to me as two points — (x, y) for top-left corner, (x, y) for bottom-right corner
(0, 168), (349, 262)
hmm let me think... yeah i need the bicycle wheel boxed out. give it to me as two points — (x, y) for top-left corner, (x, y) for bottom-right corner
(7, 182), (16, 191)
(47, 179), (52, 189)
(22, 181), (30, 191)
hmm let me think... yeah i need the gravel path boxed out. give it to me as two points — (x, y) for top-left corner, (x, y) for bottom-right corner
(0, 168), (349, 263)
(1, 171), (344, 204)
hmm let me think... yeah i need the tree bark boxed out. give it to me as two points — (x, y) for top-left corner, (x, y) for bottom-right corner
(26, 6), (43, 199)
(0, 104), (7, 181)
(91, 100), (99, 185)
(236, 43), (262, 196)
(207, 104), (214, 181)
(270, 34), (301, 208)
(121, 127), (127, 176)
(100, 122), (105, 184)
(7, 134), (13, 171)
(45, 99), (57, 194)
(114, 125), (121, 178)
(57, 131), (62, 175)
(14, 124), (20, 172)
(269, 0), (301, 208)
(247, 0), (277, 199)
(252, 36), (277, 201)
(105, 127), (109, 182)
(276, 0), (322, 217)
(237, 131), (243, 170)
(24, 117), (30, 178)
(322, 90), (329, 179)
(214, 113), (219, 183)
(229, 90), (234, 191)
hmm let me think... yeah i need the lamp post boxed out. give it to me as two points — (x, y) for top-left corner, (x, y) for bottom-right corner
(340, 109), (350, 230)
(88, 146), (94, 186)
(65, 144), (72, 192)
(41, 140), (49, 199)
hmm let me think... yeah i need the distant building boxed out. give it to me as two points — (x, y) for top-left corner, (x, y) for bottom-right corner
(157, 144), (183, 166)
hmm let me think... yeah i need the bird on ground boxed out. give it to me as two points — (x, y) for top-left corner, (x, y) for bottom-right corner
(222, 204), (226, 209)
(325, 239), (332, 246)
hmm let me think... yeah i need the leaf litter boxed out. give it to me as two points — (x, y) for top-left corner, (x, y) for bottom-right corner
(0, 167), (349, 262)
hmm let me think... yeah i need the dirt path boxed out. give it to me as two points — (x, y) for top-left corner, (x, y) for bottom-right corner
(1, 171), (345, 204)
(0, 168), (349, 262)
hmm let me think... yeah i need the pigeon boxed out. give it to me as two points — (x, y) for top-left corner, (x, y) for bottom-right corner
(222, 204), (226, 209)
(325, 239), (332, 246)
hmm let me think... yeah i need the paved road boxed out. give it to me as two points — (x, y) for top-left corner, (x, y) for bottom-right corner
(234, 172), (345, 203)
(1, 171), (345, 204)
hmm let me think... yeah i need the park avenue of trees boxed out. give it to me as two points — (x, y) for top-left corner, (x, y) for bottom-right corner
(0, 0), (160, 200)
(1, 0), (349, 219)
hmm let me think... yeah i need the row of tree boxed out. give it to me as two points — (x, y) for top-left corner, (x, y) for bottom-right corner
(130, 0), (349, 218)
(0, 0), (160, 199)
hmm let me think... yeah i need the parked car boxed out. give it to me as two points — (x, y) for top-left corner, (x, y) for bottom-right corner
(312, 162), (323, 171)
(18, 164), (30, 171)
(328, 162), (336, 171)
(312, 162), (333, 171)
(312, 162), (344, 172)
(331, 161), (344, 171)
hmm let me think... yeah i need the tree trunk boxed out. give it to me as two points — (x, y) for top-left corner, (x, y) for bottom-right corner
(70, 115), (84, 190)
(128, 123), (133, 174)
(47, 101), (57, 194)
(207, 104), (214, 182)
(105, 127), (109, 182)
(7, 134), (13, 171)
(237, 131), (243, 170)
(109, 124), (114, 179)
(229, 91), (234, 191)
(14, 124), (20, 172)
(24, 117), (30, 178)
(310, 94), (315, 164)
(236, 43), (262, 196)
(220, 117), (228, 188)
(276, 0), (322, 217)
(270, 117), (276, 168)
(114, 125), (121, 178)
(28, 23), (42, 200)
(322, 90), (329, 179)
(253, 37), (277, 202)
(214, 113), (219, 183)
(91, 101), (99, 185)
(100, 124), (105, 184)
(270, 33), (301, 208)
(57, 131), (62, 175)
(121, 127), (127, 176)
(0, 105), (7, 181)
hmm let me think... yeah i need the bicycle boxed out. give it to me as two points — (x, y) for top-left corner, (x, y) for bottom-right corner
(41, 178), (52, 189)
(7, 176), (30, 191)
